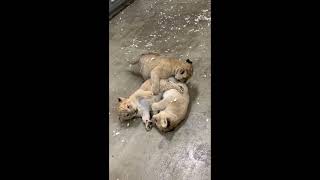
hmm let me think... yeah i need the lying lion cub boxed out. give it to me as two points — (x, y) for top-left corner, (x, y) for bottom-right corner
(151, 78), (190, 132)
(129, 52), (193, 95)
(117, 79), (184, 131)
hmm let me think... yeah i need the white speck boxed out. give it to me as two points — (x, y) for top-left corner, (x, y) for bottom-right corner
(189, 46), (192, 49)
(183, 25), (186, 27)
(127, 123), (130, 127)
(115, 132), (120, 136)
(197, 102), (200, 105)
(173, 98), (177, 102)
(109, 112), (111, 115)
(202, 9), (209, 12)
(145, 42), (153, 47)
(121, 139), (125, 143)
(202, 74), (207, 78)
(206, 118), (209, 122)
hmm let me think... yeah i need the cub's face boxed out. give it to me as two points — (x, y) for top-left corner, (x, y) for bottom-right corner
(152, 114), (171, 132)
(117, 97), (137, 121)
(175, 59), (193, 83)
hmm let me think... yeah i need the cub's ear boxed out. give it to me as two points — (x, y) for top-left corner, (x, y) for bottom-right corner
(160, 118), (168, 128)
(117, 97), (125, 102)
(186, 59), (192, 64)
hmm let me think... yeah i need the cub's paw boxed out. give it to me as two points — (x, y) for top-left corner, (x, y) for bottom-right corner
(152, 86), (160, 95)
(152, 90), (160, 96)
(168, 77), (176, 83)
(145, 120), (153, 131)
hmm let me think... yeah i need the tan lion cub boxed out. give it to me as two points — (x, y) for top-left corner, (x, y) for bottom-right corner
(129, 52), (193, 95)
(151, 78), (190, 132)
(117, 79), (184, 131)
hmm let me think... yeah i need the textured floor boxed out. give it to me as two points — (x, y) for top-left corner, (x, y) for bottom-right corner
(109, 0), (211, 179)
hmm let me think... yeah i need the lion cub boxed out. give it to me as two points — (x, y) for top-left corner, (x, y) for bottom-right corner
(129, 52), (193, 95)
(117, 79), (184, 131)
(151, 78), (190, 132)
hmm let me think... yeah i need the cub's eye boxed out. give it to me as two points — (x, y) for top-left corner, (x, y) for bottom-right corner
(180, 70), (185, 74)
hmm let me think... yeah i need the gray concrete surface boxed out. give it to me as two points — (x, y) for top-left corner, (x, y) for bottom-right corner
(109, 0), (211, 179)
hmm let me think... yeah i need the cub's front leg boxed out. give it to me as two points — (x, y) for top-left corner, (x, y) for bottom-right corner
(150, 67), (162, 95)
(134, 89), (153, 99)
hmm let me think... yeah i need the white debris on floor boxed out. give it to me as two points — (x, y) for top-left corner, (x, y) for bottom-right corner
(112, 129), (120, 137)
(145, 42), (153, 47)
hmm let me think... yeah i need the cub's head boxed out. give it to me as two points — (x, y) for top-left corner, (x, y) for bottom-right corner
(117, 97), (138, 121)
(152, 114), (172, 132)
(175, 59), (193, 83)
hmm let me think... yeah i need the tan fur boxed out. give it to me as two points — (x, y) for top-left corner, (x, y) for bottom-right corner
(117, 79), (184, 131)
(130, 52), (193, 95)
(151, 79), (190, 132)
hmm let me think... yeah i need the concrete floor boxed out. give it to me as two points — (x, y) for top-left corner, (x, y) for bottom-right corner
(109, 0), (211, 179)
